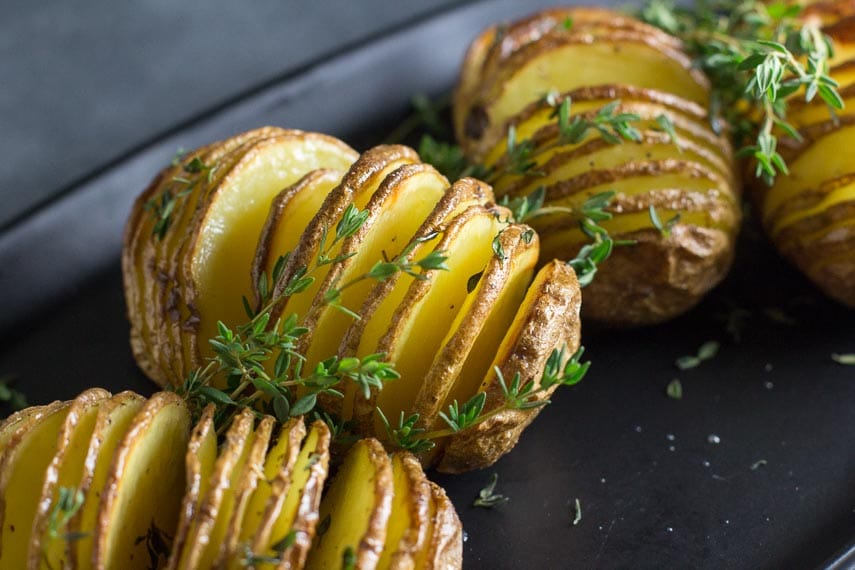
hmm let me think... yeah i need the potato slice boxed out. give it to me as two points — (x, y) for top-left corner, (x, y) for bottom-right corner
(183, 131), (358, 375)
(415, 483), (462, 570)
(378, 452), (431, 569)
(165, 404), (217, 570)
(356, 205), (506, 434)
(0, 404), (49, 449)
(251, 420), (330, 570)
(176, 407), (254, 569)
(332, 177), (493, 423)
(28, 388), (110, 569)
(226, 418), (305, 569)
(92, 391), (190, 570)
(439, 260), (581, 473)
(305, 438), (393, 570)
(215, 415), (275, 567)
(252, 169), (346, 311)
(70, 391), (146, 568)
(0, 400), (69, 567)
(414, 224), (539, 432)
(270, 145), (420, 332)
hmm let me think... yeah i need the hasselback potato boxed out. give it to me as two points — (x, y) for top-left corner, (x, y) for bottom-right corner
(454, 7), (742, 326)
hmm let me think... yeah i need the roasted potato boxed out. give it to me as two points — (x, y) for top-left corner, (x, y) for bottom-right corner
(752, 13), (855, 307)
(123, 128), (583, 472)
(0, 391), (463, 569)
(454, 7), (741, 326)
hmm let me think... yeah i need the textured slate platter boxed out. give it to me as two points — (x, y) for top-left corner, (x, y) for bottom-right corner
(0, 1), (853, 568)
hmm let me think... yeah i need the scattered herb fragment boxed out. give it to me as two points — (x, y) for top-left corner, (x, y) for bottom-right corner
(342, 546), (357, 570)
(831, 353), (855, 365)
(572, 498), (582, 526)
(473, 473), (509, 508)
(648, 205), (681, 237)
(666, 379), (683, 400)
(750, 459), (768, 470)
(676, 341), (720, 370)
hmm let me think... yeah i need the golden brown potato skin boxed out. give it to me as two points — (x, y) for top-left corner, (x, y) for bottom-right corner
(453, 7), (740, 327)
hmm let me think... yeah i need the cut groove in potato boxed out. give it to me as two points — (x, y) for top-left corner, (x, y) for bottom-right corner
(165, 404), (217, 570)
(252, 420), (330, 570)
(359, 205), (506, 434)
(175, 407), (254, 570)
(28, 388), (111, 569)
(0, 401), (69, 567)
(93, 392), (190, 570)
(305, 438), (393, 570)
(70, 391), (146, 568)
(439, 261), (581, 472)
(378, 452), (431, 569)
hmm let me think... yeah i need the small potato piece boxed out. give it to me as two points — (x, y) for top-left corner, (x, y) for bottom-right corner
(93, 392), (190, 570)
(378, 452), (431, 569)
(305, 438), (393, 570)
(0, 401), (69, 567)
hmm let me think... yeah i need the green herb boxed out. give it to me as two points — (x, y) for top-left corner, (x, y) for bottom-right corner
(750, 459), (768, 470)
(831, 353), (855, 365)
(648, 205), (681, 237)
(342, 546), (357, 570)
(418, 134), (489, 182)
(638, 0), (844, 185)
(675, 340), (720, 370)
(473, 473), (509, 508)
(145, 156), (217, 240)
(572, 498), (582, 526)
(562, 17), (574, 30)
(385, 93), (453, 145)
(666, 379), (683, 400)
(317, 514), (332, 538)
(46, 487), (87, 542)
(241, 530), (298, 566)
(655, 113), (682, 150)
(0, 375), (28, 412)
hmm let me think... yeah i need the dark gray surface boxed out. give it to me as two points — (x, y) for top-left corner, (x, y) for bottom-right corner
(0, 0), (462, 228)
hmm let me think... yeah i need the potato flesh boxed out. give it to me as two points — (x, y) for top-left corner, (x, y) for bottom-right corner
(194, 138), (357, 365)
(303, 169), (448, 371)
(773, 180), (855, 235)
(0, 404), (69, 567)
(763, 125), (855, 217)
(488, 40), (708, 131)
(378, 454), (413, 569)
(374, 211), (501, 434)
(305, 439), (390, 570)
(94, 396), (189, 570)
(31, 391), (109, 569)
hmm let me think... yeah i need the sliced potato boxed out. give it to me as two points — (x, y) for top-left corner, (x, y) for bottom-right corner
(252, 420), (330, 570)
(176, 407), (254, 570)
(305, 438), (393, 570)
(92, 391), (190, 570)
(413, 224), (539, 431)
(215, 415), (276, 567)
(227, 418), (305, 569)
(0, 404), (50, 450)
(417, 483), (463, 570)
(378, 452), (431, 569)
(71, 391), (146, 568)
(28, 388), (110, 569)
(0, 400), (69, 567)
(438, 261), (581, 472)
(166, 404), (217, 570)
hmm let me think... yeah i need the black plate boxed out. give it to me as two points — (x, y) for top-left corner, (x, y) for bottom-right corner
(1, 1), (854, 567)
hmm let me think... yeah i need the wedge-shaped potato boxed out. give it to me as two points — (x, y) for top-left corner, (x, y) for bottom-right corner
(305, 438), (393, 570)
(378, 452), (431, 569)
(301, 163), (449, 373)
(215, 415), (275, 567)
(354, 205), (506, 434)
(226, 418), (305, 569)
(28, 388), (110, 569)
(93, 391), (190, 570)
(251, 420), (330, 570)
(413, 224), (539, 431)
(179, 131), (358, 379)
(0, 400), (70, 567)
(175, 407), (254, 569)
(413, 483), (462, 570)
(71, 391), (146, 568)
(266, 145), (421, 333)
(439, 261), (581, 472)
(166, 404), (217, 570)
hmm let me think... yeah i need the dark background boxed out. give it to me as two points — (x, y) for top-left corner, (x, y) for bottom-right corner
(1, 1), (854, 568)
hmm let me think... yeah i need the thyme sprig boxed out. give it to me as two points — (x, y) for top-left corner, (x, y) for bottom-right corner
(638, 0), (844, 185)
(145, 155), (218, 240)
(473, 473), (509, 508)
(380, 345), (590, 452)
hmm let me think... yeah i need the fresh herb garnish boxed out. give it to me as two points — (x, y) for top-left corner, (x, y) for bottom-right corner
(46, 487), (88, 543)
(831, 353), (855, 365)
(473, 473), (509, 508)
(572, 498), (583, 526)
(675, 340), (720, 370)
(341, 546), (357, 570)
(145, 156), (217, 240)
(649, 205), (681, 237)
(666, 379), (684, 400)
